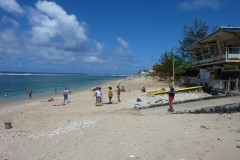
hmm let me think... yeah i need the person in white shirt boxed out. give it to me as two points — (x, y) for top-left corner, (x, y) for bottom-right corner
(94, 87), (103, 106)
(63, 88), (69, 103)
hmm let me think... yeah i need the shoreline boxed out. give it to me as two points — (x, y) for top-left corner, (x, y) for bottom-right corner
(0, 76), (126, 106)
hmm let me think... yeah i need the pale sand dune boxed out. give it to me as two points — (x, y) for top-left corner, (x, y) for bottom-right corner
(0, 77), (240, 160)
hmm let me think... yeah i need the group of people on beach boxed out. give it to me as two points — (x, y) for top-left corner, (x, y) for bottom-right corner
(94, 85), (122, 106)
(92, 83), (175, 112)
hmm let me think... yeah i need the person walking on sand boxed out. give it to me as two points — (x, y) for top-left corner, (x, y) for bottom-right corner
(108, 87), (113, 104)
(94, 87), (103, 106)
(117, 85), (121, 102)
(168, 83), (175, 112)
(63, 88), (69, 103)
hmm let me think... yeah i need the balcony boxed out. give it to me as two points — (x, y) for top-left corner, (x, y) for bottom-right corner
(192, 47), (240, 66)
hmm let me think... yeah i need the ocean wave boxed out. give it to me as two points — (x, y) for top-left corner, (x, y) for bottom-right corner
(95, 74), (132, 77)
(0, 73), (59, 76)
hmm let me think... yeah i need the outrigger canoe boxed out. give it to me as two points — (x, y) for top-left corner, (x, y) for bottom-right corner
(147, 88), (166, 94)
(147, 86), (203, 96)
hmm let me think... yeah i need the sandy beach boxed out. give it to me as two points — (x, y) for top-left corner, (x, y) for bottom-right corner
(0, 77), (240, 160)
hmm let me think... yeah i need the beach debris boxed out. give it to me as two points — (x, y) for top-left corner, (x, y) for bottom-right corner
(217, 138), (226, 143)
(4, 122), (12, 129)
(129, 155), (135, 158)
(137, 98), (142, 102)
(133, 104), (142, 109)
(28, 120), (96, 139)
(92, 86), (98, 91)
(200, 125), (210, 129)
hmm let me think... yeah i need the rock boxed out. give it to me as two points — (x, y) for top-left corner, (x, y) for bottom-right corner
(217, 138), (226, 143)
(200, 125), (210, 129)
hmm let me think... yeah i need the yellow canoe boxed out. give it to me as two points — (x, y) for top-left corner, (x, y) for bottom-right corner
(147, 88), (166, 94)
(148, 86), (203, 96)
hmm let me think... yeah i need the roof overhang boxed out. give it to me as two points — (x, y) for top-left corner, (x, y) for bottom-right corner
(185, 26), (240, 51)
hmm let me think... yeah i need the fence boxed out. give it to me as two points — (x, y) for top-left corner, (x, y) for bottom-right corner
(181, 77), (239, 91)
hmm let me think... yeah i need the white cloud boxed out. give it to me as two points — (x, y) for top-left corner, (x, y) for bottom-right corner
(0, 1), (139, 74)
(111, 37), (132, 61)
(0, 29), (22, 54)
(22, 0), (92, 63)
(178, 0), (220, 11)
(2, 16), (19, 28)
(116, 37), (129, 48)
(83, 56), (103, 63)
(27, 1), (88, 49)
(0, 0), (24, 14)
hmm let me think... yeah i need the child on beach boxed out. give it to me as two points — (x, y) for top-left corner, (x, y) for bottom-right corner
(141, 86), (146, 92)
(108, 87), (113, 104)
(168, 83), (175, 112)
(94, 87), (103, 106)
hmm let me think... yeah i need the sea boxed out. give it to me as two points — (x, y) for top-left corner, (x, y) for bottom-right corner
(0, 72), (127, 104)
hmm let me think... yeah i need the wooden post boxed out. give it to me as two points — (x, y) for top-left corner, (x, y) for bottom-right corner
(173, 52), (175, 86)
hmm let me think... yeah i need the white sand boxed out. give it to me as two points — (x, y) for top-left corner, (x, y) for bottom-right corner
(0, 77), (239, 160)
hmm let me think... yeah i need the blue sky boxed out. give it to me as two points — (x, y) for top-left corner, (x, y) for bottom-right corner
(0, 0), (239, 75)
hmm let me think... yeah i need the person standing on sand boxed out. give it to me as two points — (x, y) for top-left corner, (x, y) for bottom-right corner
(94, 87), (103, 106)
(108, 87), (113, 104)
(117, 86), (121, 102)
(63, 88), (69, 103)
(168, 83), (175, 112)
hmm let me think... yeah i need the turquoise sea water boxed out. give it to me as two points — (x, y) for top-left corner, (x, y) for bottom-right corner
(0, 72), (126, 104)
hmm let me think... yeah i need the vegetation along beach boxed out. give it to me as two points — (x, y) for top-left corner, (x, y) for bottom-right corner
(0, 0), (240, 160)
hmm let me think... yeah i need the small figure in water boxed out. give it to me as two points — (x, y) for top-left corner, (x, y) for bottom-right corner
(55, 88), (57, 94)
(5, 91), (8, 97)
(28, 90), (32, 99)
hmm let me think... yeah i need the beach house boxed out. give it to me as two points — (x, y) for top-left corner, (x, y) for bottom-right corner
(183, 26), (240, 91)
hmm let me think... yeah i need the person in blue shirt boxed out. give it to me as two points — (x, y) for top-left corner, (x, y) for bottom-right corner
(168, 83), (175, 112)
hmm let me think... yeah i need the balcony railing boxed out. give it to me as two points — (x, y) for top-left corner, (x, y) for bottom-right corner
(193, 47), (240, 66)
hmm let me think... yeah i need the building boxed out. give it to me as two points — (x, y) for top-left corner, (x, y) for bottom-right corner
(184, 26), (240, 91)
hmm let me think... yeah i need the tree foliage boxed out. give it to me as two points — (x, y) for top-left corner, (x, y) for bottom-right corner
(152, 49), (181, 78)
(175, 61), (199, 77)
(178, 17), (209, 61)
(152, 17), (210, 79)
